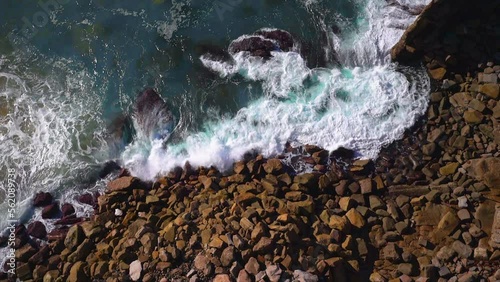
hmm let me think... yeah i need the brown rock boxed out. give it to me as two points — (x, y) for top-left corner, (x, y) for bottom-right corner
(253, 237), (274, 253)
(429, 68), (447, 80)
(439, 162), (459, 176)
(339, 197), (354, 211)
(220, 246), (235, 267)
(64, 225), (85, 251)
(263, 159), (284, 174)
(107, 176), (139, 192)
(480, 84), (499, 99)
(359, 178), (373, 194)
(67, 261), (88, 282)
(463, 110), (483, 124)
(464, 158), (500, 189)
(345, 208), (365, 229)
(245, 257), (260, 275)
(214, 274), (231, 282)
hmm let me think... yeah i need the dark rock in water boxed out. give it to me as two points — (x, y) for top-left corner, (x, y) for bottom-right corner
(27, 221), (47, 239)
(119, 168), (131, 177)
(229, 36), (277, 58)
(33, 192), (53, 207)
(254, 29), (294, 51)
(61, 203), (76, 217)
(134, 88), (175, 140)
(108, 115), (134, 150)
(99, 160), (121, 179)
(78, 193), (95, 206)
(330, 147), (355, 161)
(197, 43), (234, 62)
(42, 203), (61, 219)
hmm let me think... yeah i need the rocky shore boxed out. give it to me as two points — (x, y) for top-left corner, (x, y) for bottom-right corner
(3, 0), (500, 281)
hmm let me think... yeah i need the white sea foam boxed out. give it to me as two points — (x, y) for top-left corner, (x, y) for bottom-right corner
(122, 0), (431, 180)
(0, 57), (108, 230)
(125, 52), (429, 179)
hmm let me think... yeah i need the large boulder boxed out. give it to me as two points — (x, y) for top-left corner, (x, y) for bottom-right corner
(464, 158), (500, 189)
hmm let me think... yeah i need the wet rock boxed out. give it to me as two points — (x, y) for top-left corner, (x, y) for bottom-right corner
(229, 36), (277, 58)
(78, 193), (95, 206)
(61, 203), (75, 217)
(33, 192), (53, 207)
(42, 203), (60, 219)
(99, 160), (121, 178)
(27, 221), (47, 239)
(254, 29), (294, 51)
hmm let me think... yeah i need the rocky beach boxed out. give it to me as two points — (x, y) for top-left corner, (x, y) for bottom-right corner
(3, 0), (500, 281)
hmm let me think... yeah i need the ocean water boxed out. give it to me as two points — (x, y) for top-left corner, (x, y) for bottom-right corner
(0, 0), (430, 230)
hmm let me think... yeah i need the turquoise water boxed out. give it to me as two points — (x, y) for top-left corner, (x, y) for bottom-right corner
(0, 0), (430, 228)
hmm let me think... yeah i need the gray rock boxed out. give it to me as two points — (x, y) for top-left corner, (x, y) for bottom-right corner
(293, 270), (319, 282)
(129, 260), (142, 281)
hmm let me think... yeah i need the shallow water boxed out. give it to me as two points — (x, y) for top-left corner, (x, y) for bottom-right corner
(0, 0), (430, 230)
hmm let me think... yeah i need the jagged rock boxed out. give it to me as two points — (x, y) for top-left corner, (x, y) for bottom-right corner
(345, 208), (365, 229)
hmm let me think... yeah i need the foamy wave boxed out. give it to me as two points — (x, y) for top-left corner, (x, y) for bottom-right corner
(0, 57), (108, 229)
(124, 50), (429, 179)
